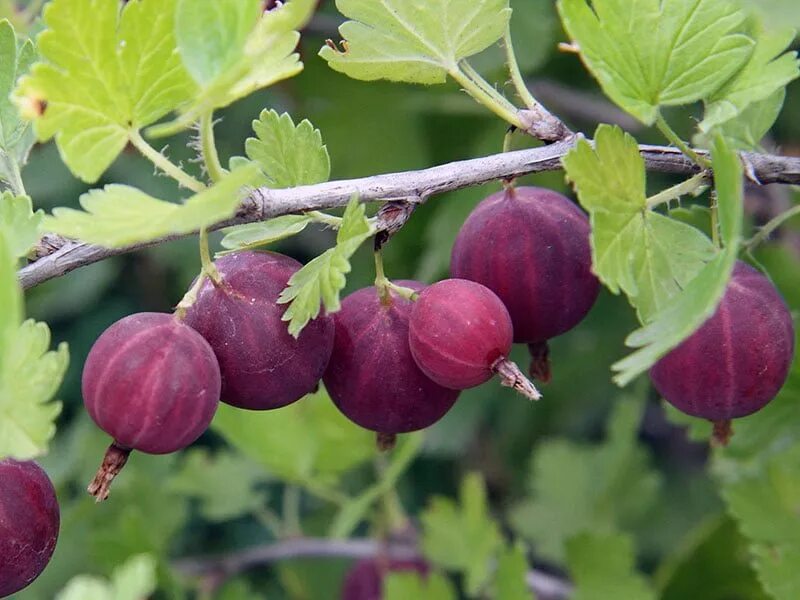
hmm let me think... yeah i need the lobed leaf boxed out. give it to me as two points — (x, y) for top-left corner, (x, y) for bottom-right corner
(320, 0), (512, 84)
(0, 192), (41, 258)
(220, 215), (313, 252)
(55, 554), (157, 600)
(493, 543), (535, 600)
(558, 0), (754, 124)
(384, 572), (457, 600)
(0, 18), (36, 173)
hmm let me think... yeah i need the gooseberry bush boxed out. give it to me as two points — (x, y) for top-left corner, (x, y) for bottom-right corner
(0, 0), (799, 598)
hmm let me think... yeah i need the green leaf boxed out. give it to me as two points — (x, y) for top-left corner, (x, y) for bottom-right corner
(320, 0), (512, 84)
(43, 163), (261, 248)
(562, 125), (716, 322)
(15, 0), (196, 182)
(566, 532), (655, 600)
(557, 0), (754, 124)
(510, 394), (660, 562)
(697, 88), (785, 151)
(56, 554), (157, 600)
(211, 387), (374, 487)
(0, 192), (42, 257)
(0, 19), (36, 173)
(278, 195), (374, 337)
(0, 227), (22, 362)
(153, 0), (316, 136)
(385, 572), (458, 600)
(494, 543), (535, 600)
(699, 23), (799, 134)
(420, 473), (503, 595)
(220, 215), (313, 252)
(612, 135), (744, 386)
(168, 449), (270, 522)
(246, 110), (331, 188)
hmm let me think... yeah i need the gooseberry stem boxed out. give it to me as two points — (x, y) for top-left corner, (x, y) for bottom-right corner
(450, 62), (523, 129)
(200, 112), (227, 184)
(129, 129), (205, 192)
(374, 249), (418, 303)
(745, 203), (800, 251)
(87, 442), (131, 502)
(655, 114), (711, 169)
(645, 172), (709, 209)
(503, 29), (539, 111)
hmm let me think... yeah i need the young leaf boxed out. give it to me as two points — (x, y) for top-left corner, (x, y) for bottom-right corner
(246, 110), (331, 187)
(55, 554), (157, 600)
(0, 192), (41, 258)
(701, 89), (786, 150)
(211, 387), (374, 487)
(0, 19), (36, 175)
(14, 0), (196, 182)
(0, 227), (22, 360)
(420, 473), (503, 596)
(493, 543), (535, 600)
(566, 532), (655, 600)
(510, 394), (660, 562)
(612, 135), (744, 386)
(562, 125), (716, 323)
(44, 163), (261, 248)
(220, 215), (313, 252)
(320, 0), (512, 84)
(557, 0), (754, 124)
(153, 0), (317, 136)
(699, 24), (799, 134)
(278, 195), (374, 337)
(384, 572), (457, 600)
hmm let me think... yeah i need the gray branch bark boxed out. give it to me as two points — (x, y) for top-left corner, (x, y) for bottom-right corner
(172, 537), (573, 600)
(18, 139), (800, 289)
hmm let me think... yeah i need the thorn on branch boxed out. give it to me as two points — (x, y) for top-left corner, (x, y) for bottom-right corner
(374, 200), (417, 250)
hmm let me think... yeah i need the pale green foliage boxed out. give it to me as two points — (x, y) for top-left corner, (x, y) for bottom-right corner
(0, 18), (35, 182)
(510, 394), (660, 562)
(0, 192), (41, 258)
(43, 163), (261, 247)
(0, 228), (21, 365)
(15, 0), (196, 182)
(278, 195), (374, 337)
(221, 215), (313, 252)
(696, 90), (786, 150)
(700, 23), (799, 133)
(494, 543), (535, 600)
(562, 125), (716, 323)
(385, 572), (457, 600)
(558, 0), (754, 124)
(55, 554), (157, 600)
(169, 449), (270, 522)
(246, 110), (331, 188)
(612, 136), (744, 385)
(320, 0), (512, 84)
(566, 532), (655, 600)
(154, 0), (316, 136)
(211, 387), (374, 487)
(421, 473), (503, 595)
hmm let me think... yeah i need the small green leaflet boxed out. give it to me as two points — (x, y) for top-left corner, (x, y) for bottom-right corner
(220, 215), (313, 252)
(278, 195), (374, 337)
(611, 135), (744, 386)
(697, 89), (785, 151)
(0, 18), (36, 182)
(562, 125), (716, 323)
(558, 0), (754, 125)
(211, 387), (374, 487)
(0, 192), (41, 258)
(420, 473), (502, 596)
(566, 532), (655, 600)
(385, 572), (457, 600)
(15, 0), (196, 182)
(493, 543), (535, 600)
(152, 0), (316, 136)
(699, 23), (799, 134)
(246, 110), (331, 188)
(320, 0), (512, 84)
(510, 394), (660, 563)
(55, 554), (157, 600)
(43, 163), (261, 248)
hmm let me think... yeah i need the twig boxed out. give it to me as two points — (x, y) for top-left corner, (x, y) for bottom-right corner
(172, 537), (573, 600)
(18, 142), (800, 289)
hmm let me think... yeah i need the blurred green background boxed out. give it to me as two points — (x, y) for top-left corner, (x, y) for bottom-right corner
(8, 0), (800, 598)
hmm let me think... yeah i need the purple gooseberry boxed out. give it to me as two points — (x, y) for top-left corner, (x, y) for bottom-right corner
(0, 459), (59, 597)
(451, 186), (599, 381)
(650, 261), (795, 443)
(322, 281), (459, 442)
(184, 251), (334, 410)
(341, 557), (428, 600)
(409, 279), (540, 400)
(83, 312), (221, 500)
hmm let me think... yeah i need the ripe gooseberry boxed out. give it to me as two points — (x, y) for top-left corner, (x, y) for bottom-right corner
(322, 282), (459, 444)
(650, 261), (795, 444)
(0, 459), (60, 597)
(184, 251), (334, 410)
(409, 279), (540, 400)
(341, 557), (428, 600)
(451, 186), (599, 381)
(83, 312), (220, 500)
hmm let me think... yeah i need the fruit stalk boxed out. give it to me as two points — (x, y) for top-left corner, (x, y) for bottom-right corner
(87, 443), (131, 502)
(492, 356), (542, 401)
